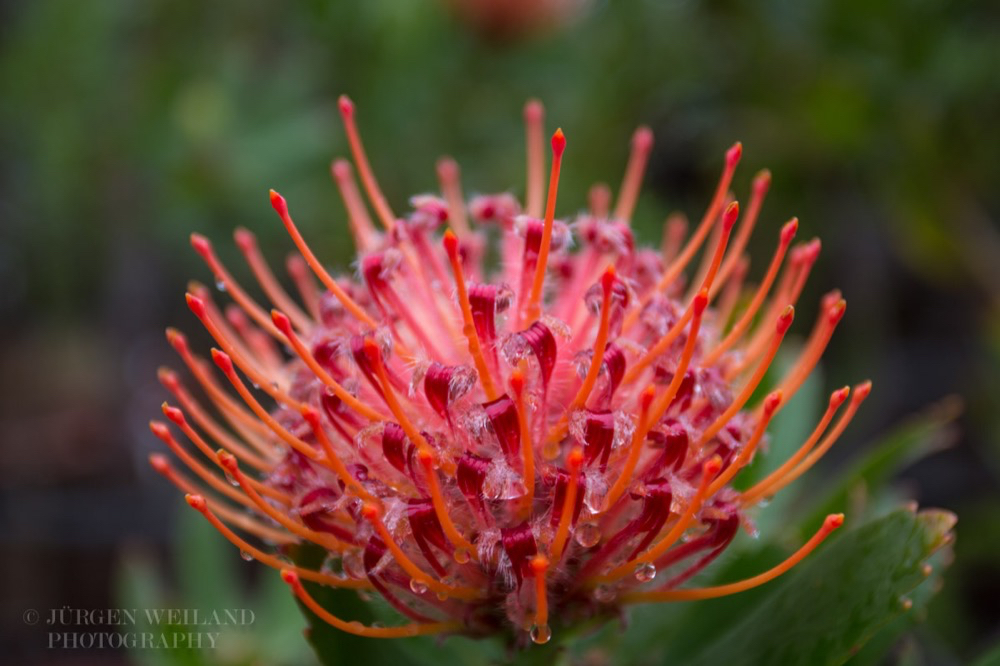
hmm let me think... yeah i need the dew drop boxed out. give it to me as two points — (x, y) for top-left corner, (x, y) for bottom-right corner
(342, 551), (366, 579)
(356, 591), (372, 602)
(899, 596), (913, 611)
(436, 590), (448, 601)
(225, 471), (240, 487)
(240, 550), (254, 561)
(371, 621), (384, 629)
(453, 548), (471, 564)
(574, 523), (601, 548)
(530, 623), (552, 645)
(634, 562), (657, 583)
(215, 279), (227, 292)
(594, 584), (617, 603)
(409, 578), (428, 595)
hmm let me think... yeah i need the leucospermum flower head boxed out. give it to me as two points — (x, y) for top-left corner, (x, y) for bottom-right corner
(150, 96), (869, 647)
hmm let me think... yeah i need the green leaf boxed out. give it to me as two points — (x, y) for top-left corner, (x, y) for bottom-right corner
(680, 508), (955, 666)
(797, 397), (960, 538)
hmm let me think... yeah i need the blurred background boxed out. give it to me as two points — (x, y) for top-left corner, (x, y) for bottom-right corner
(1, 0), (998, 663)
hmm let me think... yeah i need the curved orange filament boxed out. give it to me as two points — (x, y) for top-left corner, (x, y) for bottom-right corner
(269, 310), (385, 422)
(155, 408), (287, 504)
(714, 255), (749, 329)
(286, 253), (321, 321)
(602, 386), (656, 512)
(443, 230), (499, 400)
(184, 494), (371, 589)
(687, 200), (740, 302)
(437, 158), (471, 236)
(361, 503), (482, 601)
(524, 129), (566, 325)
(705, 391), (782, 496)
(187, 293), (305, 409)
(613, 126), (653, 224)
(148, 455), (292, 544)
(233, 227), (312, 333)
(338, 95), (396, 232)
(524, 99), (546, 218)
(188, 282), (267, 374)
(157, 368), (274, 471)
(269, 190), (379, 329)
(330, 158), (378, 252)
(704, 218), (798, 365)
(775, 299), (846, 401)
(224, 304), (283, 375)
(714, 169), (771, 290)
(623, 514), (844, 603)
(551, 446), (585, 562)
(696, 306), (794, 448)
(217, 450), (350, 552)
(546, 265), (616, 443)
(741, 386), (850, 504)
(749, 382), (871, 500)
(624, 143), (742, 332)
(189, 234), (285, 340)
(300, 407), (380, 505)
(530, 555), (550, 632)
(362, 339), (435, 454)
(282, 569), (458, 638)
(511, 370), (535, 516)
(594, 456), (722, 584)
(418, 450), (479, 559)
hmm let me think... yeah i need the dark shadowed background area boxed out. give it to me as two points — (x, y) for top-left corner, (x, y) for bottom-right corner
(1, 0), (998, 664)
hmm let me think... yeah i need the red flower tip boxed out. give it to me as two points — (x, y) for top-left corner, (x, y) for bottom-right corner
(270, 309), (293, 334)
(640, 385), (656, 410)
(185, 293), (206, 318)
(509, 369), (526, 396)
(803, 238), (822, 264)
(361, 502), (380, 520)
(437, 156), (459, 181)
(692, 288), (710, 315)
(165, 328), (187, 352)
(280, 569), (301, 587)
(726, 141), (743, 167)
(705, 454), (723, 477)
(530, 554), (550, 574)
(190, 233), (212, 259)
(216, 449), (238, 471)
(722, 201), (740, 230)
(567, 446), (585, 470)
(331, 158), (352, 182)
(632, 125), (654, 153)
(148, 453), (170, 474)
(827, 299), (847, 325)
(149, 421), (171, 442)
(600, 264), (617, 292)
(162, 403), (185, 426)
(361, 337), (381, 367)
(831, 386), (851, 408)
(157, 367), (179, 390)
(442, 229), (460, 256)
(185, 494), (207, 512)
(780, 218), (799, 245)
(337, 95), (354, 118)
(753, 168), (772, 194)
(551, 128), (566, 157)
(764, 390), (783, 415)
(824, 513), (845, 530)
(777, 305), (796, 334)
(523, 99), (544, 123)
(210, 348), (233, 374)
(269, 189), (288, 216)
(854, 380), (873, 400)
(233, 227), (256, 252)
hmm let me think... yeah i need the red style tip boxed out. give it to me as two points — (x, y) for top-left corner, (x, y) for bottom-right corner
(338, 95), (354, 118)
(269, 189), (288, 216)
(632, 126), (654, 152)
(210, 348), (234, 374)
(157, 367), (179, 390)
(185, 494), (207, 512)
(189, 233), (212, 259)
(281, 569), (301, 587)
(361, 337), (381, 367)
(442, 229), (460, 256)
(233, 227), (256, 252)
(417, 447), (435, 467)
(185, 293), (207, 318)
(361, 502), (380, 520)
(803, 238), (822, 264)
(827, 300), (847, 324)
(162, 404), (185, 426)
(437, 157), (459, 180)
(777, 305), (795, 333)
(331, 159), (352, 181)
(640, 386), (656, 410)
(300, 406), (321, 429)
(705, 455), (723, 477)
(149, 453), (170, 474)
(530, 554), (550, 574)
(692, 289), (710, 315)
(824, 513), (845, 530)
(216, 449), (238, 471)
(726, 142), (743, 167)
(567, 446), (585, 469)
(831, 386), (851, 408)
(524, 99), (544, 122)
(722, 201), (740, 230)
(764, 390), (783, 415)
(753, 169), (772, 195)
(780, 218), (799, 245)
(165, 328), (188, 352)
(510, 370), (526, 396)
(149, 421), (171, 441)
(270, 309), (293, 334)
(551, 129), (566, 157)
(854, 380), (873, 401)
(600, 265), (617, 292)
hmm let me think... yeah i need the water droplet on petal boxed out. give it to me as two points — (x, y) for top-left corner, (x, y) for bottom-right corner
(343, 551), (365, 579)
(215, 279), (227, 292)
(225, 471), (240, 487)
(409, 578), (428, 595)
(453, 548), (471, 564)
(594, 584), (617, 603)
(542, 440), (561, 460)
(634, 562), (657, 582)
(530, 623), (552, 644)
(240, 550), (254, 561)
(899, 596), (913, 611)
(574, 523), (601, 548)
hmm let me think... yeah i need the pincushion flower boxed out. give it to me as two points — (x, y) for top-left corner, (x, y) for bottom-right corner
(149, 96), (869, 648)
